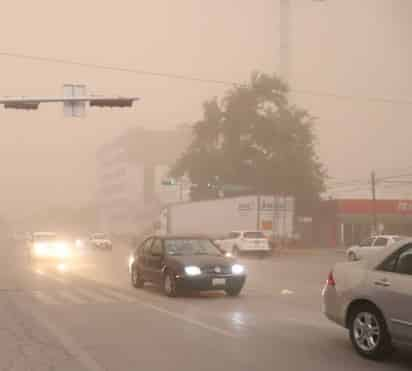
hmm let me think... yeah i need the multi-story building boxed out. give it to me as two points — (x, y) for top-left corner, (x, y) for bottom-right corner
(96, 125), (191, 234)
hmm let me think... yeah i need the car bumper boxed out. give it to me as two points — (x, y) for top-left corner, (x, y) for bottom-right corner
(176, 274), (246, 291)
(322, 284), (346, 327)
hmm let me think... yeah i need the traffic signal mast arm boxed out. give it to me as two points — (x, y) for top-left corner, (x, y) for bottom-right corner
(0, 96), (139, 110)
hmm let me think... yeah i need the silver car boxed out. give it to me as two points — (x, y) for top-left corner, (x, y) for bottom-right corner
(323, 239), (412, 360)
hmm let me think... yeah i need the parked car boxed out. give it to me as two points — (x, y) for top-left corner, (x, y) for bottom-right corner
(323, 239), (412, 359)
(346, 235), (403, 261)
(89, 233), (112, 250)
(218, 231), (271, 256)
(129, 235), (247, 297)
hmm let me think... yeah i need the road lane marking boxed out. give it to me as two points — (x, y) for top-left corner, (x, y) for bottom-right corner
(57, 290), (88, 304)
(281, 289), (294, 295)
(32, 290), (60, 305)
(98, 288), (138, 302)
(136, 300), (238, 338)
(75, 287), (116, 303)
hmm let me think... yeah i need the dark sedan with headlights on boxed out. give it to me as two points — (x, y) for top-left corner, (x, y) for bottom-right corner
(129, 235), (246, 297)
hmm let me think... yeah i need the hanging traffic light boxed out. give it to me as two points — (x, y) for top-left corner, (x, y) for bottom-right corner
(89, 98), (134, 108)
(4, 102), (39, 110)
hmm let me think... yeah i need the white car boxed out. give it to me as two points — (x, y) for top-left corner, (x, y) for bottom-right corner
(346, 235), (403, 261)
(29, 232), (72, 265)
(90, 233), (113, 250)
(323, 239), (412, 359)
(218, 231), (271, 256)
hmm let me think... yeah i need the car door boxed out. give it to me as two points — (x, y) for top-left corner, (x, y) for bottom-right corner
(139, 238), (154, 281)
(357, 237), (377, 259)
(145, 238), (165, 284)
(368, 244), (412, 344)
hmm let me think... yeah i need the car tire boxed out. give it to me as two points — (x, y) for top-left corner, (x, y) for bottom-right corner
(348, 252), (357, 261)
(225, 285), (243, 297)
(163, 271), (179, 297)
(131, 265), (144, 288)
(348, 304), (393, 360)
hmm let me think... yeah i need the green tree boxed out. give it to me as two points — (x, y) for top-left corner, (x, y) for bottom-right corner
(171, 72), (325, 211)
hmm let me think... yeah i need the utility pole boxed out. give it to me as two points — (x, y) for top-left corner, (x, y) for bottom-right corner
(371, 171), (377, 235)
(279, 0), (291, 84)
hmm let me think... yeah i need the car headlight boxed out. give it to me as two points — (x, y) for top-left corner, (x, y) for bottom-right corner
(128, 255), (135, 272)
(231, 264), (245, 275)
(75, 239), (83, 248)
(56, 243), (70, 258)
(184, 266), (202, 276)
(34, 243), (47, 256)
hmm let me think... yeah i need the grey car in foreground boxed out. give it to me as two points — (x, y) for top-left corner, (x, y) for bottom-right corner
(323, 239), (412, 360)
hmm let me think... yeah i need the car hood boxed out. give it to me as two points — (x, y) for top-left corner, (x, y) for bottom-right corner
(166, 254), (234, 268)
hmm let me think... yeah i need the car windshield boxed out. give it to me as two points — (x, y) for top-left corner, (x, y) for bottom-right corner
(164, 239), (222, 256)
(244, 232), (265, 239)
(33, 234), (58, 242)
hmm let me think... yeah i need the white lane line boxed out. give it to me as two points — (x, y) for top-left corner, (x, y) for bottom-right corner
(75, 287), (116, 303)
(14, 300), (105, 371)
(281, 289), (294, 295)
(32, 290), (61, 305)
(137, 300), (237, 338)
(98, 288), (138, 302)
(57, 290), (88, 304)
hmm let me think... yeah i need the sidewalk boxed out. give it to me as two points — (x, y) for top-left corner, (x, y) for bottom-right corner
(0, 291), (86, 371)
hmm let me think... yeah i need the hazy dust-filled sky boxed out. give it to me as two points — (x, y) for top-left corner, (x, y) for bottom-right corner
(0, 0), (411, 218)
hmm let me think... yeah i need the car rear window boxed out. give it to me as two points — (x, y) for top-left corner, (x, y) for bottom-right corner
(244, 232), (265, 239)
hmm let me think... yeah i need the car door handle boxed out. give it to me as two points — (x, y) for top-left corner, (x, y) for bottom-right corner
(374, 278), (391, 287)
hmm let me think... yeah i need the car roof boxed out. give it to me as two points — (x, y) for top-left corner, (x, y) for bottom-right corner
(154, 234), (213, 240)
(372, 235), (401, 238)
(33, 232), (57, 236)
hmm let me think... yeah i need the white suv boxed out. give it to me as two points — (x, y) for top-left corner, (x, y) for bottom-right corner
(346, 235), (403, 261)
(218, 231), (271, 256)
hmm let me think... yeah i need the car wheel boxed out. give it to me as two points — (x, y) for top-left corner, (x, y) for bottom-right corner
(348, 252), (357, 261)
(349, 304), (393, 360)
(163, 271), (179, 297)
(225, 285), (243, 297)
(131, 265), (144, 288)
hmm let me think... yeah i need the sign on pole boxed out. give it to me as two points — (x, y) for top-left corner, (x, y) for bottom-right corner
(63, 84), (86, 117)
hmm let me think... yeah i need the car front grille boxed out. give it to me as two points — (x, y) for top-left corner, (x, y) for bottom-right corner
(202, 265), (231, 275)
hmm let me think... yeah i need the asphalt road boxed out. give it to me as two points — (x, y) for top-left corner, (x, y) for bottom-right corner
(1, 242), (411, 371)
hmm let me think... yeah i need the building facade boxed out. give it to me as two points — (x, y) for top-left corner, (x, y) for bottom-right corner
(96, 126), (191, 234)
(313, 199), (412, 247)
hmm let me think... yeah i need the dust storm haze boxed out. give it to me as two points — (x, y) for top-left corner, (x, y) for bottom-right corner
(0, 0), (411, 220)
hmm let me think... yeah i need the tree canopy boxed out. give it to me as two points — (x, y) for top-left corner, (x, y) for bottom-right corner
(170, 72), (325, 212)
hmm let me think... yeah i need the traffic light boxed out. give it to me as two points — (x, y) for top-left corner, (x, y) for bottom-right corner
(4, 102), (39, 110)
(89, 98), (134, 108)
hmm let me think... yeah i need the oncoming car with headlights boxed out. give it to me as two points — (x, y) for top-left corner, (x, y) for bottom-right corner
(29, 232), (72, 269)
(129, 235), (247, 297)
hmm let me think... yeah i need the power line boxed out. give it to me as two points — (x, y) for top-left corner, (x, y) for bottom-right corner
(2, 51), (412, 106)
(292, 89), (412, 106)
(0, 51), (239, 87)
